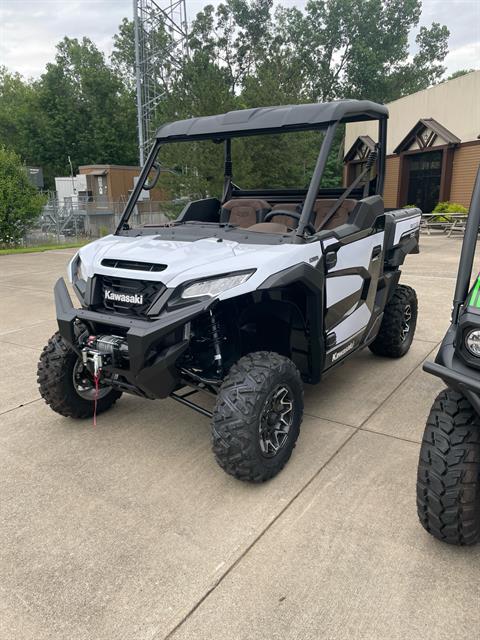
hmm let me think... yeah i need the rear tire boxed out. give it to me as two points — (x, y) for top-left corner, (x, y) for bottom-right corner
(369, 284), (417, 357)
(416, 388), (480, 545)
(37, 332), (121, 419)
(212, 351), (303, 482)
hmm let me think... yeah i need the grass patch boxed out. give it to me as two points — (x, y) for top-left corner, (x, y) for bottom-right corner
(0, 241), (88, 256)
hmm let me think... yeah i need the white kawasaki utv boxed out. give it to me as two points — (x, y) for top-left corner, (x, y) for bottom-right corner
(38, 100), (421, 482)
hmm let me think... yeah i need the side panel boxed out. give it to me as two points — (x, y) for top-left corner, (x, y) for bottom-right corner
(384, 209), (421, 247)
(393, 213), (421, 245)
(384, 208), (421, 267)
(323, 231), (385, 366)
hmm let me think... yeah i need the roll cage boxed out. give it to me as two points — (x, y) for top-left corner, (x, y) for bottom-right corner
(116, 100), (388, 241)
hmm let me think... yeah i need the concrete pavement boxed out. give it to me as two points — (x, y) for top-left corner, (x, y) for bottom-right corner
(0, 237), (479, 640)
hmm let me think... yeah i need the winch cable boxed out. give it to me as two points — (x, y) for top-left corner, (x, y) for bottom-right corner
(93, 370), (101, 426)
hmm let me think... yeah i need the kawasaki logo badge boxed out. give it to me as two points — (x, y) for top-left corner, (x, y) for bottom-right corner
(332, 341), (355, 362)
(104, 289), (143, 305)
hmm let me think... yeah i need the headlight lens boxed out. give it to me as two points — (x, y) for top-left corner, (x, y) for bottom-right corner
(75, 257), (88, 282)
(465, 329), (480, 357)
(180, 271), (254, 299)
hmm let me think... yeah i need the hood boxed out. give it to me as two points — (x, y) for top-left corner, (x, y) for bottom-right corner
(74, 232), (321, 302)
(78, 234), (261, 285)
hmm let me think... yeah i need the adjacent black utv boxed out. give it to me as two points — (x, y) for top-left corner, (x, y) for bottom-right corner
(417, 166), (480, 545)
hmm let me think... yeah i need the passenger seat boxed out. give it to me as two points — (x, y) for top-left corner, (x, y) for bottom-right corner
(220, 199), (271, 228)
(312, 199), (357, 231)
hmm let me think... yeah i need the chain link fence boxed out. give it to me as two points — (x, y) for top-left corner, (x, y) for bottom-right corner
(24, 194), (185, 246)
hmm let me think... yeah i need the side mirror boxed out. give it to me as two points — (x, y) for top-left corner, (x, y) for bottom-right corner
(144, 162), (161, 190)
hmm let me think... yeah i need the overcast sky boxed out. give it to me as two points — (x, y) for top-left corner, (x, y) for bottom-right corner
(0, 0), (478, 79)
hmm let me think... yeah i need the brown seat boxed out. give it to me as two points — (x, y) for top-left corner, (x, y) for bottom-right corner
(270, 203), (302, 229)
(312, 199), (357, 231)
(220, 198), (271, 228)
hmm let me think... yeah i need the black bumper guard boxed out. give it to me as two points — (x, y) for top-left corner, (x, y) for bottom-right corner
(54, 278), (211, 399)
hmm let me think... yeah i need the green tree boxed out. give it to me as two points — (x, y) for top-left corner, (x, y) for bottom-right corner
(0, 68), (41, 166)
(111, 18), (136, 88)
(245, 0), (449, 104)
(0, 146), (46, 245)
(35, 37), (138, 184)
(156, 51), (238, 198)
(444, 68), (476, 82)
(1, 0), (451, 197)
(169, 0), (449, 190)
(188, 0), (274, 93)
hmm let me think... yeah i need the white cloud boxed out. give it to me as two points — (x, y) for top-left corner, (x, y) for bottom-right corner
(414, 0), (480, 74)
(0, 0), (131, 78)
(444, 41), (480, 74)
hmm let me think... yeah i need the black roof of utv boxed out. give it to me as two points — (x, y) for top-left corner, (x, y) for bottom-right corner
(155, 100), (388, 142)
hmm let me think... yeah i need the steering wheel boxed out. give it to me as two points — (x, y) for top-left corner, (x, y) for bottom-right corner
(263, 210), (316, 235)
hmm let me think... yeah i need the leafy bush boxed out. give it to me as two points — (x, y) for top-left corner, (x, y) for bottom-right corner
(433, 201), (468, 214)
(0, 146), (46, 245)
(403, 204), (418, 209)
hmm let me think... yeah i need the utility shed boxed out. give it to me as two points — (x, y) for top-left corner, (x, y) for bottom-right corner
(78, 165), (142, 205)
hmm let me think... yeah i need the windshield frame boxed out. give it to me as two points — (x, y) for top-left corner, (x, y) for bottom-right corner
(115, 117), (387, 240)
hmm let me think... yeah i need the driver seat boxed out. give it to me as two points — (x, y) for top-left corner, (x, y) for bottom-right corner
(220, 198), (271, 228)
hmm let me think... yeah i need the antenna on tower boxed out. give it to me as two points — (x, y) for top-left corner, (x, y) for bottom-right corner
(133, 0), (189, 165)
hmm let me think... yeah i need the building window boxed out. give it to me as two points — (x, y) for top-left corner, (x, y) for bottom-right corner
(406, 151), (442, 212)
(394, 118), (460, 211)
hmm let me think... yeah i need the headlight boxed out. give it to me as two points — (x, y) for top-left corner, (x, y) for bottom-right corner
(180, 271), (255, 299)
(75, 257), (88, 282)
(465, 329), (480, 357)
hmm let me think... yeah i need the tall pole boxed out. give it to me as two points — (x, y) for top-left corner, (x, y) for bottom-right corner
(67, 155), (76, 194)
(134, 0), (145, 166)
(452, 166), (480, 323)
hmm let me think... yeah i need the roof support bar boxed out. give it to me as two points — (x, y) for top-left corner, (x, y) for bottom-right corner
(295, 122), (338, 243)
(377, 117), (387, 196)
(115, 140), (161, 234)
(452, 167), (480, 323)
(222, 138), (233, 203)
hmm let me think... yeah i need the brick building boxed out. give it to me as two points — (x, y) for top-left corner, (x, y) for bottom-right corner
(345, 70), (480, 212)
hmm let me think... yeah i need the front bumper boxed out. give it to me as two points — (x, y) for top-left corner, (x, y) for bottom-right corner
(423, 324), (480, 415)
(54, 278), (211, 399)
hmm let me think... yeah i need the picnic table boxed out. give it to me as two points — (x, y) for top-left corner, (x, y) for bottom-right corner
(420, 212), (468, 236)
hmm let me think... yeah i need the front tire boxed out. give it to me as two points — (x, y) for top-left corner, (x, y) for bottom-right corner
(37, 332), (121, 419)
(212, 352), (304, 482)
(369, 284), (417, 358)
(416, 388), (480, 545)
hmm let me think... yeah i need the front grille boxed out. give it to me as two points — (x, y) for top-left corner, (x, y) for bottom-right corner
(101, 258), (167, 272)
(98, 275), (166, 318)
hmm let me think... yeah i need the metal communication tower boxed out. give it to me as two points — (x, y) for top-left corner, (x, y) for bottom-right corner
(133, 0), (189, 165)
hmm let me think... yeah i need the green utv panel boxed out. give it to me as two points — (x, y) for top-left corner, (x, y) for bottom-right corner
(469, 275), (480, 308)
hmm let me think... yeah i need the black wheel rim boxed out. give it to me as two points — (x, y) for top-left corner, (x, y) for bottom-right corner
(72, 360), (111, 401)
(401, 304), (412, 342)
(259, 385), (294, 458)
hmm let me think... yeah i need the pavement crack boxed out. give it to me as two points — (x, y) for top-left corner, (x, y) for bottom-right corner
(0, 398), (41, 417)
(0, 320), (52, 337)
(158, 428), (359, 640)
(356, 341), (440, 429)
(0, 339), (44, 351)
(357, 426), (421, 445)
